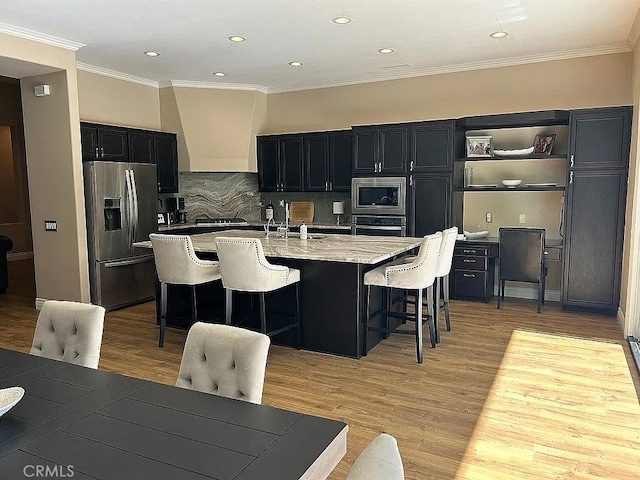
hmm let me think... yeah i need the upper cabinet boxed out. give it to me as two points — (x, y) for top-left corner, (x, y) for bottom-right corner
(410, 121), (457, 173)
(353, 125), (408, 175)
(81, 122), (179, 193)
(569, 107), (632, 170)
(304, 131), (352, 192)
(257, 135), (304, 192)
(81, 123), (128, 161)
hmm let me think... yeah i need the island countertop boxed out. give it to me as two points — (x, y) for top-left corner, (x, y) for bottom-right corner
(136, 229), (421, 264)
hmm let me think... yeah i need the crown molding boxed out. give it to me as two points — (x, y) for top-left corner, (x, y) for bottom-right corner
(266, 44), (631, 93)
(161, 79), (268, 94)
(76, 63), (159, 88)
(0, 23), (85, 51)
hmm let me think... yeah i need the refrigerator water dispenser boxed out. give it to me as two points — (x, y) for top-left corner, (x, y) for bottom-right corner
(104, 197), (122, 231)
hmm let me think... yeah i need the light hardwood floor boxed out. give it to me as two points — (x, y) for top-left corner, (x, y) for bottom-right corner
(1, 259), (639, 480)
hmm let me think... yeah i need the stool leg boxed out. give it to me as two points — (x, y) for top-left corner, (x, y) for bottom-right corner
(434, 277), (441, 344)
(443, 274), (451, 331)
(159, 282), (167, 347)
(259, 292), (267, 335)
(416, 288), (423, 364)
(225, 288), (233, 325)
(363, 285), (371, 357)
(384, 288), (391, 339)
(295, 282), (301, 349)
(427, 285), (436, 348)
(191, 285), (198, 325)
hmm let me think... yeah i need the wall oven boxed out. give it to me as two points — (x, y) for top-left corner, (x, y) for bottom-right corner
(351, 177), (406, 216)
(352, 215), (407, 237)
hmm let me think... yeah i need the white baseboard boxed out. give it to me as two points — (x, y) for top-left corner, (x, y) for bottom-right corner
(35, 298), (49, 310)
(495, 285), (561, 303)
(7, 251), (34, 261)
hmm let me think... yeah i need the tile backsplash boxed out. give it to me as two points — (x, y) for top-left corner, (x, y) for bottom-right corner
(161, 172), (351, 225)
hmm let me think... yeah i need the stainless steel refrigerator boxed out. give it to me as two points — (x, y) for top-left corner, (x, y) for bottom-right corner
(83, 161), (157, 311)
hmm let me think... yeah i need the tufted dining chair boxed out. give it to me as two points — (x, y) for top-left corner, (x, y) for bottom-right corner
(149, 234), (222, 347)
(346, 433), (405, 480)
(175, 322), (270, 404)
(30, 300), (105, 369)
(214, 237), (301, 348)
(363, 231), (442, 363)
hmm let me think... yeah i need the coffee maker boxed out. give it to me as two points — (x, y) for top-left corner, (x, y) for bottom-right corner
(165, 197), (186, 224)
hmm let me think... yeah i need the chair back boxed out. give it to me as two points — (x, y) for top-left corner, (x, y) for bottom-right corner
(149, 234), (219, 285)
(435, 226), (458, 278)
(215, 237), (290, 292)
(385, 232), (442, 289)
(30, 300), (105, 369)
(346, 433), (405, 480)
(176, 322), (270, 404)
(498, 227), (546, 283)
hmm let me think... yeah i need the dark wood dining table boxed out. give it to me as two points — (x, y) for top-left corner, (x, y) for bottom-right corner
(0, 348), (348, 479)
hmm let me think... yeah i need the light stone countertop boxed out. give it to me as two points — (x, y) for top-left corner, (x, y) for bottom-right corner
(136, 229), (421, 264)
(158, 222), (352, 232)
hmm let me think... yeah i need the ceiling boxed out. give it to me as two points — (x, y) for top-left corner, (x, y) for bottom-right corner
(1, 0), (639, 93)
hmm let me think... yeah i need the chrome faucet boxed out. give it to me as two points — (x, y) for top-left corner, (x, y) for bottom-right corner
(264, 218), (274, 238)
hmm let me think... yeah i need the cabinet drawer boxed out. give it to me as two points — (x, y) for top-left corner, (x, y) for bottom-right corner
(454, 246), (488, 256)
(454, 255), (488, 270)
(453, 270), (488, 297)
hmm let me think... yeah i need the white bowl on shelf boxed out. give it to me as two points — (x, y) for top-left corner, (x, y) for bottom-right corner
(501, 179), (522, 187)
(0, 386), (25, 417)
(463, 230), (489, 239)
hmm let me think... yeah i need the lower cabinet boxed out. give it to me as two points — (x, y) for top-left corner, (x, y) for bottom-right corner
(452, 243), (497, 302)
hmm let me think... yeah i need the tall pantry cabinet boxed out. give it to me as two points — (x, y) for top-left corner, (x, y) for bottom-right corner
(562, 107), (632, 314)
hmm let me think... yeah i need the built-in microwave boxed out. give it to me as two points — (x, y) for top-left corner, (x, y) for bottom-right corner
(351, 177), (406, 216)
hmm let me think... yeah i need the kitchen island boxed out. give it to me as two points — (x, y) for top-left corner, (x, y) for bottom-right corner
(136, 230), (421, 358)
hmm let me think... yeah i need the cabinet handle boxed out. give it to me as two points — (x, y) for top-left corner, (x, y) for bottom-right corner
(325, 181), (328, 191)
(463, 259), (475, 263)
(410, 175), (413, 186)
(329, 181), (333, 190)
(463, 249), (476, 254)
(100, 147), (104, 158)
(570, 155), (575, 167)
(569, 171), (573, 184)
(463, 273), (476, 278)
(95, 147), (99, 158)
(374, 162), (378, 173)
(410, 160), (414, 172)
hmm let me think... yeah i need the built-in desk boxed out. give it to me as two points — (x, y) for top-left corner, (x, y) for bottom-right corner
(452, 236), (563, 302)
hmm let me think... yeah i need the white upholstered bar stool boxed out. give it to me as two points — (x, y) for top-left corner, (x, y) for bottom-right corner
(404, 226), (458, 343)
(214, 237), (301, 348)
(149, 234), (221, 347)
(346, 433), (405, 480)
(30, 300), (105, 369)
(176, 322), (270, 404)
(363, 231), (442, 363)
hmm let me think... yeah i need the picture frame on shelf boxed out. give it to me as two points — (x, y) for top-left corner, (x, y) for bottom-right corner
(466, 135), (493, 157)
(532, 134), (556, 155)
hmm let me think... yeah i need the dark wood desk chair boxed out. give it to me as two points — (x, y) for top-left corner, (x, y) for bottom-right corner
(496, 227), (546, 313)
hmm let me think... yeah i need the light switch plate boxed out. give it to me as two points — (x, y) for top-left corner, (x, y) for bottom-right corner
(45, 220), (58, 231)
(519, 214), (526, 224)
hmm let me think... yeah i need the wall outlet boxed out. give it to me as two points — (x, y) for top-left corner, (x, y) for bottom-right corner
(519, 214), (526, 224)
(486, 212), (493, 223)
(45, 220), (58, 231)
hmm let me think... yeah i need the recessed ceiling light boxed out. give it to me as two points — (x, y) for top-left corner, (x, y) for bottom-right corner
(332, 17), (352, 25)
(490, 31), (509, 39)
(228, 35), (246, 42)
(378, 48), (394, 54)
(143, 51), (160, 57)
(212, 72), (225, 77)
(288, 61), (303, 67)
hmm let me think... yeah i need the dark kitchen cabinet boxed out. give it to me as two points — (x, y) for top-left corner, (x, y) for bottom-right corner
(561, 106), (631, 314)
(304, 131), (352, 192)
(353, 125), (408, 175)
(154, 132), (179, 194)
(451, 243), (497, 302)
(81, 123), (128, 161)
(128, 129), (155, 164)
(257, 135), (304, 192)
(568, 107), (632, 170)
(410, 174), (453, 237)
(410, 121), (456, 173)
